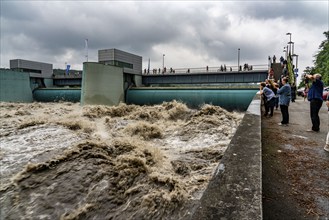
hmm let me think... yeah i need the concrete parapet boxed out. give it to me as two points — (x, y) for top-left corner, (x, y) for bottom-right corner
(191, 94), (262, 220)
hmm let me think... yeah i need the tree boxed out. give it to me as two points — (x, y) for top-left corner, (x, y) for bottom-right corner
(314, 31), (329, 85)
(298, 31), (329, 87)
(298, 66), (315, 88)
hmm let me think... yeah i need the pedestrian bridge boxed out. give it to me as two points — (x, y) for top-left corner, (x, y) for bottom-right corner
(142, 66), (268, 85)
(51, 64), (268, 86)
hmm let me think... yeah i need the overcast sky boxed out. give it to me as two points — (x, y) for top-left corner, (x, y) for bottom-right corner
(1, 0), (328, 77)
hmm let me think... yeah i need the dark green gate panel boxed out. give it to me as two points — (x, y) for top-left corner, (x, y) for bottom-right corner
(126, 88), (257, 111)
(33, 89), (81, 102)
(0, 70), (33, 102)
(142, 71), (268, 85)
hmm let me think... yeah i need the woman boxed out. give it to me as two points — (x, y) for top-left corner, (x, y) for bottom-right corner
(277, 77), (291, 126)
(260, 82), (275, 117)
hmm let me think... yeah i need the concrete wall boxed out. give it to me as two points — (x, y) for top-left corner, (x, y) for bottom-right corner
(191, 94), (262, 219)
(10, 59), (53, 78)
(98, 48), (142, 74)
(81, 62), (124, 106)
(0, 70), (33, 102)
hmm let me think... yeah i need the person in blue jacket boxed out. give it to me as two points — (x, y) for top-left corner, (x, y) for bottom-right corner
(277, 77), (291, 126)
(306, 74), (324, 132)
(260, 82), (275, 117)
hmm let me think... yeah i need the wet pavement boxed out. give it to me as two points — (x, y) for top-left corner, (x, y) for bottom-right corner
(262, 98), (329, 219)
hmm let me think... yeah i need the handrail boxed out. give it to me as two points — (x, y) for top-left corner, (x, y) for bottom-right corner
(52, 74), (82, 79)
(143, 64), (268, 75)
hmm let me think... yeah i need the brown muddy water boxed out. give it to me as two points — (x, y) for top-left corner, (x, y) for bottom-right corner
(0, 101), (243, 220)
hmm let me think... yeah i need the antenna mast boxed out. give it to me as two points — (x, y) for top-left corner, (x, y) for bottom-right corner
(85, 39), (88, 62)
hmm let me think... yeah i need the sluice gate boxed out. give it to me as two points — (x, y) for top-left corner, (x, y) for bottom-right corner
(126, 87), (257, 111)
(32, 87), (258, 111)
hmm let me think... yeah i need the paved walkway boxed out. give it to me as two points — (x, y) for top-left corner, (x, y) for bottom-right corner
(262, 97), (329, 219)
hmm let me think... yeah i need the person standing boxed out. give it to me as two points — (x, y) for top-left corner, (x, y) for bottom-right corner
(277, 77), (291, 126)
(303, 84), (309, 101)
(306, 74), (324, 132)
(325, 94), (329, 152)
(260, 82), (275, 117)
(268, 68), (274, 80)
(291, 83), (297, 102)
(280, 56), (284, 65)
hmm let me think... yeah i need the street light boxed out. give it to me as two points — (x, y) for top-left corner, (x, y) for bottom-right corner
(162, 54), (165, 70)
(283, 46), (287, 59)
(291, 54), (299, 83)
(291, 42), (295, 55)
(292, 54), (299, 69)
(238, 48), (240, 72)
(286, 32), (292, 54)
(288, 41), (294, 56)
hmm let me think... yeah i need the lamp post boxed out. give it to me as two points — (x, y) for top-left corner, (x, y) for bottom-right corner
(295, 55), (298, 69)
(288, 41), (294, 57)
(286, 32), (292, 54)
(162, 54), (165, 70)
(291, 54), (298, 84)
(292, 54), (299, 69)
(291, 42), (295, 55)
(238, 48), (240, 72)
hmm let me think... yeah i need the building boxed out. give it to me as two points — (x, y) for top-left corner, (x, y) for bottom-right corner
(10, 59), (53, 78)
(98, 48), (142, 74)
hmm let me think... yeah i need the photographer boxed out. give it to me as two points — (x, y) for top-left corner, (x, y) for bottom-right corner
(305, 74), (324, 132)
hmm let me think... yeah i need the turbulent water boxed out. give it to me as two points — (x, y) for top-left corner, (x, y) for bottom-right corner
(0, 101), (243, 220)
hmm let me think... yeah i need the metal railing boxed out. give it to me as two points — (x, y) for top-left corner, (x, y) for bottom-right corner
(52, 74), (82, 79)
(143, 64), (268, 75)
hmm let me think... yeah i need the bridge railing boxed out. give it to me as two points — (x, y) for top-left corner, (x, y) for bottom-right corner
(52, 74), (82, 79)
(143, 64), (268, 75)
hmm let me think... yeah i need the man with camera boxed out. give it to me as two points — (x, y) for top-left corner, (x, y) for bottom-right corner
(305, 74), (324, 132)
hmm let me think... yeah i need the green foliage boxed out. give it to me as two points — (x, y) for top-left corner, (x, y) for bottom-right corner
(313, 31), (329, 85)
(298, 66), (315, 88)
(299, 31), (329, 87)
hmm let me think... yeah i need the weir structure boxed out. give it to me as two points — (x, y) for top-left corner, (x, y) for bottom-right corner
(0, 49), (269, 219)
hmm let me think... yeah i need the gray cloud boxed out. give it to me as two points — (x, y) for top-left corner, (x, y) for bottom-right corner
(1, 0), (328, 74)
(229, 1), (328, 25)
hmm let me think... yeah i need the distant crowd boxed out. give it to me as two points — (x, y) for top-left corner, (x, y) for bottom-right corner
(143, 63), (254, 75)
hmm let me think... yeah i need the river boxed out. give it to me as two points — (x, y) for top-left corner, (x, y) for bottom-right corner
(0, 101), (243, 220)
